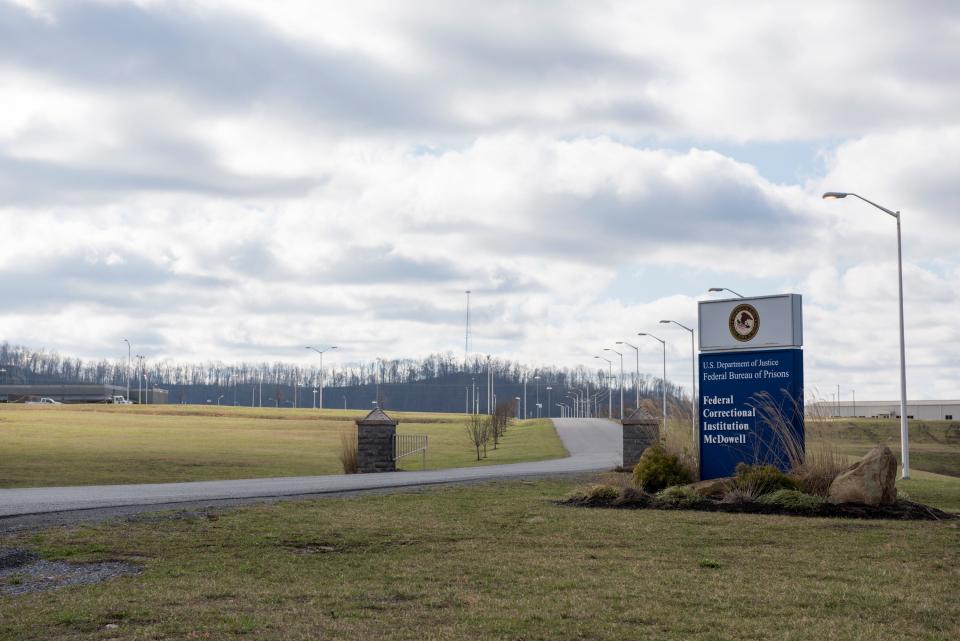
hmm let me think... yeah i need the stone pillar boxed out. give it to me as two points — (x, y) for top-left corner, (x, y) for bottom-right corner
(622, 407), (659, 469)
(356, 407), (397, 473)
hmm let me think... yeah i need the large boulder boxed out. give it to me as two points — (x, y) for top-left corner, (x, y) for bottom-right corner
(828, 445), (898, 506)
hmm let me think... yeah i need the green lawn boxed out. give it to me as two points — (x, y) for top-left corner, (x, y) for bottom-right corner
(808, 418), (960, 477)
(1, 476), (958, 640)
(0, 405), (565, 488)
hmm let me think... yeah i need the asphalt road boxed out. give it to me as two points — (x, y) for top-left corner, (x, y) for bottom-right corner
(0, 418), (621, 525)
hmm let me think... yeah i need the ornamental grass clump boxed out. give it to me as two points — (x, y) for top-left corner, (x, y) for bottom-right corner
(757, 489), (826, 511)
(632, 445), (693, 493)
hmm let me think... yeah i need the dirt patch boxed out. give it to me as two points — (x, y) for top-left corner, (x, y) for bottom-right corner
(0, 547), (141, 595)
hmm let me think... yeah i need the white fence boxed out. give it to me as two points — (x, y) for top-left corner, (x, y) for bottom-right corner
(394, 433), (428, 470)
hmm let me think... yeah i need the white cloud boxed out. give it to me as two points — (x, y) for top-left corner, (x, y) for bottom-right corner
(0, 1), (958, 400)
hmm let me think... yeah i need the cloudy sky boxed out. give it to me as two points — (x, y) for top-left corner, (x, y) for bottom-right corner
(1, 0), (958, 400)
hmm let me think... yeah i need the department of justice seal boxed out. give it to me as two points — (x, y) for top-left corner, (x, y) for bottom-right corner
(729, 303), (760, 342)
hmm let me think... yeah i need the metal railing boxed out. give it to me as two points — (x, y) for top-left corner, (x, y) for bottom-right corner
(394, 433), (428, 470)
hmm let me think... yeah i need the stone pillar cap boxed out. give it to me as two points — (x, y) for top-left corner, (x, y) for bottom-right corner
(622, 407), (658, 425)
(355, 407), (398, 427)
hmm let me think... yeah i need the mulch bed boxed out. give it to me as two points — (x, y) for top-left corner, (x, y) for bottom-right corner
(559, 494), (958, 521)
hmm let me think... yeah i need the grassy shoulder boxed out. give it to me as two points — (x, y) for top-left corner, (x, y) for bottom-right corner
(0, 405), (564, 487)
(1, 477), (958, 640)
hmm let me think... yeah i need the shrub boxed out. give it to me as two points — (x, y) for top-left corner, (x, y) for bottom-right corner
(757, 489), (826, 511)
(731, 463), (799, 498)
(584, 484), (620, 502)
(632, 445), (693, 493)
(566, 484), (619, 504)
(614, 486), (651, 507)
(337, 429), (358, 474)
(654, 485), (702, 508)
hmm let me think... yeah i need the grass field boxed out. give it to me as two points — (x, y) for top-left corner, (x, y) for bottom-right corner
(809, 418), (960, 477)
(0, 405), (566, 488)
(1, 475), (958, 640)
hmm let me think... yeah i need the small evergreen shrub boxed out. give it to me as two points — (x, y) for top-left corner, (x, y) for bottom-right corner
(654, 485), (702, 508)
(731, 463), (799, 497)
(566, 484), (619, 503)
(632, 445), (693, 493)
(757, 489), (826, 511)
(584, 484), (620, 502)
(614, 486), (651, 507)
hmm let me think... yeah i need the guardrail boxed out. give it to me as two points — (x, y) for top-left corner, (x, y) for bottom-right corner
(394, 433), (428, 470)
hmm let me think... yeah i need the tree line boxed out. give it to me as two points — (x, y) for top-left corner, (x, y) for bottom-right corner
(0, 342), (690, 415)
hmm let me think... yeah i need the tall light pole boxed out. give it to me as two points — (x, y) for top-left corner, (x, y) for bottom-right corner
(604, 348), (624, 420)
(515, 396), (521, 420)
(136, 354), (144, 404)
(660, 320), (697, 444)
(305, 345), (337, 410)
(616, 341), (641, 411)
(823, 191), (910, 479)
(312, 388), (318, 409)
(122, 339), (131, 401)
(639, 333), (667, 427)
(534, 375), (541, 418)
(708, 287), (744, 298)
(594, 356), (612, 419)
(546, 386), (552, 418)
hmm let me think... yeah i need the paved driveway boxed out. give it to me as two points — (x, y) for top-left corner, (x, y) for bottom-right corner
(0, 418), (620, 520)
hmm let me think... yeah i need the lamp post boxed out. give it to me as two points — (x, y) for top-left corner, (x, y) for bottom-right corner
(312, 388), (318, 409)
(616, 341), (641, 411)
(604, 348), (624, 420)
(122, 339), (131, 401)
(136, 355), (144, 404)
(639, 333), (667, 427)
(546, 386), (552, 418)
(660, 320), (697, 444)
(217, 395), (224, 406)
(305, 345), (337, 410)
(534, 375), (542, 418)
(515, 396), (521, 420)
(594, 356), (612, 419)
(823, 191), (910, 479)
(708, 287), (744, 298)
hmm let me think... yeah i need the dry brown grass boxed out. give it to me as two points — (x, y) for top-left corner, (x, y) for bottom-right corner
(337, 428), (358, 474)
(752, 390), (848, 496)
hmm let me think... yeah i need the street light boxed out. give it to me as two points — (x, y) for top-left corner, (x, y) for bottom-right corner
(660, 320), (697, 445)
(708, 287), (744, 298)
(638, 333), (667, 427)
(534, 375), (542, 418)
(546, 386), (552, 418)
(122, 339), (131, 402)
(823, 190), (910, 479)
(312, 388), (318, 409)
(616, 341), (641, 412)
(514, 396), (521, 420)
(604, 347), (624, 420)
(217, 395), (224, 406)
(594, 356), (613, 419)
(305, 345), (338, 410)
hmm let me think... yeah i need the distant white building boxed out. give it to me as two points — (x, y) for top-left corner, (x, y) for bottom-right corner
(810, 400), (960, 421)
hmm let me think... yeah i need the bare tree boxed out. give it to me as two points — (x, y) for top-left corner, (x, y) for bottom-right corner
(465, 413), (489, 461)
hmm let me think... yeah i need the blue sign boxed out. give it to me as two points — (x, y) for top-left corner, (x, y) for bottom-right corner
(699, 348), (804, 480)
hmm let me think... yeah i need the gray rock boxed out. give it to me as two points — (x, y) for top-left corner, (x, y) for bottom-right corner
(828, 444), (898, 506)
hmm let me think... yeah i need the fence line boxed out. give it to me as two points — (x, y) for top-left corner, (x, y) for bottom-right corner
(394, 433), (428, 470)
